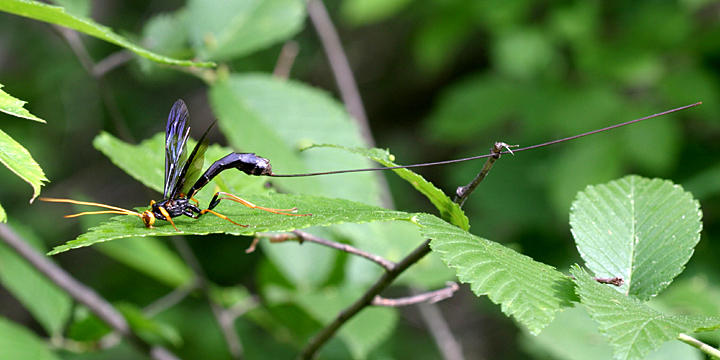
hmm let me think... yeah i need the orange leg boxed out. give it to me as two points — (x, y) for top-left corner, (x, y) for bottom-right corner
(157, 206), (179, 232)
(199, 208), (249, 227)
(213, 192), (311, 217)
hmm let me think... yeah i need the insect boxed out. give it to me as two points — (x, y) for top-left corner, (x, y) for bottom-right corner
(41, 99), (308, 231)
(41, 100), (700, 230)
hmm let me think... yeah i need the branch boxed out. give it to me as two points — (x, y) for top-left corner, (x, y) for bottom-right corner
(300, 240), (432, 358)
(255, 231), (396, 271)
(454, 142), (514, 207)
(415, 295), (467, 360)
(372, 282), (459, 307)
(0, 224), (179, 360)
(306, 0), (371, 146)
(678, 333), (720, 358)
(273, 41), (300, 80)
(172, 237), (244, 359)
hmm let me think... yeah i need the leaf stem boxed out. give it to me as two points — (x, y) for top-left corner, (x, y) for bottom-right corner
(371, 282), (459, 307)
(0, 224), (179, 360)
(273, 41), (300, 80)
(678, 333), (720, 358)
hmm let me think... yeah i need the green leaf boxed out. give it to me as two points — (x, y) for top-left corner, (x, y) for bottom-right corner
(419, 213), (575, 334)
(0, 223), (72, 336)
(571, 266), (720, 360)
(48, 193), (415, 255)
(522, 306), (703, 360)
(0, 83), (45, 122)
(0, 128), (48, 202)
(0, 317), (59, 360)
(0, 204), (5, 223)
(308, 144), (469, 230)
(570, 175), (702, 300)
(116, 303), (182, 347)
(209, 74), (382, 205)
(268, 286), (397, 359)
(51, 0), (89, 17)
(187, 0), (305, 61)
(93, 131), (267, 196)
(0, 0), (214, 68)
(95, 237), (193, 288)
(341, 0), (412, 25)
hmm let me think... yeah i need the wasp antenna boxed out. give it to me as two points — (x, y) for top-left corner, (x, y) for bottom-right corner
(39, 197), (142, 216)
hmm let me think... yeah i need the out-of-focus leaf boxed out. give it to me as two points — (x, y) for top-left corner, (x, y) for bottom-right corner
(620, 113), (680, 174)
(48, 193), (415, 255)
(341, 0), (411, 25)
(0, 128), (48, 202)
(0, 223), (72, 336)
(308, 144), (468, 230)
(658, 69), (720, 123)
(93, 132), (267, 196)
(0, 0), (214, 68)
(187, 0), (305, 61)
(0, 204), (5, 223)
(0, 83), (45, 122)
(140, 10), (192, 63)
(522, 306), (703, 360)
(683, 163), (720, 200)
(572, 266), (720, 360)
(268, 286), (397, 359)
(420, 213), (575, 334)
(413, 10), (474, 73)
(548, 136), (622, 216)
(51, 0), (89, 17)
(67, 307), (111, 342)
(492, 28), (557, 79)
(95, 237), (193, 288)
(0, 317), (59, 360)
(570, 176), (702, 300)
(116, 303), (182, 347)
(423, 73), (525, 143)
(209, 74), (382, 205)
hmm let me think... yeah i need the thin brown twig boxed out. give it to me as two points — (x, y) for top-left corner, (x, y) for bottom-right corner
(273, 41), (300, 79)
(372, 282), (459, 307)
(172, 237), (244, 359)
(454, 142), (512, 207)
(0, 224), (179, 360)
(52, 26), (134, 142)
(300, 240), (432, 358)
(415, 295), (467, 360)
(93, 50), (133, 77)
(306, 0), (395, 210)
(256, 230), (397, 271)
(306, 0), (371, 145)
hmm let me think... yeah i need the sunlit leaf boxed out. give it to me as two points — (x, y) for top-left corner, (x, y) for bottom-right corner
(0, 83), (45, 122)
(48, 193), (416, 255)
(0, 128), (48, 202)
(522, 306), (703, 360)
(51, 0), (89, 17)
(187, 0), (305, 61)
(0, 223), (72, 336)
(0, 317), (59, 360)
(0, 204), (5, 223)
(570, 175), (702, 300)
(0, 0), (214, 68)
(572, 266), (720, 360)
(419, 213), (575, 334)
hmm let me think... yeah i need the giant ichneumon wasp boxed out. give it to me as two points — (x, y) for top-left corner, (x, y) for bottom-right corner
(41, 99), (308, 231)
(41, 99), (701, 230)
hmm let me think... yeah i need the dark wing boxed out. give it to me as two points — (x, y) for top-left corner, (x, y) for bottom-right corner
(173, 121), (216, 199)
(163, 99), (191, 199)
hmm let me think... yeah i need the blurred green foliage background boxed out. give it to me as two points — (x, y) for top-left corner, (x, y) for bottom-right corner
(1, 0), (720, 359)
